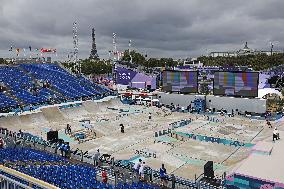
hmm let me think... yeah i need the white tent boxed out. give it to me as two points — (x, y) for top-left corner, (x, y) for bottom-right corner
(258, 88), (282, 99)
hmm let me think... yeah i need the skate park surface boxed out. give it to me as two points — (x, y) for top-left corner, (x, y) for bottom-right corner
(0, 97), (282, 181)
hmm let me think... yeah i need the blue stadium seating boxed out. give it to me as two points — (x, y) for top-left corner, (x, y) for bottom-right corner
(0, 147), (160, 189)
(20, 64), (110, 99)
(0, 63), (111, 112)
(0, 66), (48, 105)
(0, 148), (67, 164)
(0, 92), (18, 109)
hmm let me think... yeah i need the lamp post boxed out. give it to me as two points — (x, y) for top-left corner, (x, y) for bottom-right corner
(270, 41), (280, 56)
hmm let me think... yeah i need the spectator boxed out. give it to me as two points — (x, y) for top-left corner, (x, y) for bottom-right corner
(133, 159), (142, 178)
(0, 137), (5, 148)
(139, 162), (146, 180)
(29, 104), (33, 112)
(64, 142), (70, 158)
(102, 170), (108, 183)
(58, 142), (65, 157)
(176, 104), (180, 111)
(93, 149), (100, 166)
(148, 113), (152, 120)
(18, 129), (23, 138)
(160, 164), (167, 186)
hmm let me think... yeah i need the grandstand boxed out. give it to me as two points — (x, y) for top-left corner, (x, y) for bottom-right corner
(0, 145), (161, 189)
(0, 62), (283, 189)
(0, 63), (111, 113)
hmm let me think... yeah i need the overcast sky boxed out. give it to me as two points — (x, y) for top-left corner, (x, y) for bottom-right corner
(0, 0), (284, 61)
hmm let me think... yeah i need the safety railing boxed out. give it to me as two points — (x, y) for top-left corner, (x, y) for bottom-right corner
(0, 128), (226, 189)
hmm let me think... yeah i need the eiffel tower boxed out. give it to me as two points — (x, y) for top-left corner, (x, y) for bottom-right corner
(89, 28), (99, 60)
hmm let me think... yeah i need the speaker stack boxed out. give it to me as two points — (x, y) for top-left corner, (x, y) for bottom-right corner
(47, 131), (58, 143)
(204, 161), (214, 179)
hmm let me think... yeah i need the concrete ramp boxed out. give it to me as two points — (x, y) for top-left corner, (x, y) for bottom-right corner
(18, 115), (33, 126)
(29, 112), (49, 125)
(61, 106), (90, 120)
(109, 98), (122, 107)
(41, 107), (66, 123)
(0, 116), (22, 129)
(82, 101), (99, 113)
(0, 114), (41, 132)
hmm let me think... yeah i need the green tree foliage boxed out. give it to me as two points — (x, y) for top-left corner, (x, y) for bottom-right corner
(197, 53), (284, 71)
(121, 50), (178, 68)
(121, 50), (146, 64)
(0, 58), (7, 64)
(63, 59), (112, 76)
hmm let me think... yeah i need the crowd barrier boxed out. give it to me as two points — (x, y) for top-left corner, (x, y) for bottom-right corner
(154, 119), (191, 137)
(225, 174), (284, 189)
(174, 132), (255, 148)
(0, 128), (227, 189)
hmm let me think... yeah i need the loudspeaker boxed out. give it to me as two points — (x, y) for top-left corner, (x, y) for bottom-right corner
(204, 161), (214, 178)
(47, 131), (58, 142)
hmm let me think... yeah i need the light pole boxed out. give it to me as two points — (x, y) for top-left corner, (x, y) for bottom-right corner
(269, 41), (279, 56)
(129, 40), (132, 64)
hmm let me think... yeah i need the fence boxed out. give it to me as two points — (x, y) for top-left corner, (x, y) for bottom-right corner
(0, 128), (226, 189)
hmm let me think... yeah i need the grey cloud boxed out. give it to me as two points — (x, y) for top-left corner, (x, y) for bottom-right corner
(0, 0), (284, 60)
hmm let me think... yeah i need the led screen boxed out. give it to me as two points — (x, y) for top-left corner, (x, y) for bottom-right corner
(162, 71), (198, 93)
(214, 72), (259, 97)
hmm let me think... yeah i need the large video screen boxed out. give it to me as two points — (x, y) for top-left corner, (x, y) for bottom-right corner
(162, 70), (198, 93)
(214, 72), (259, 97)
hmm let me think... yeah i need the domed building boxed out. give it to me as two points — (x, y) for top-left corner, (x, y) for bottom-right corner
(237, 42), (256, 56)
(209, 42), (283, 57)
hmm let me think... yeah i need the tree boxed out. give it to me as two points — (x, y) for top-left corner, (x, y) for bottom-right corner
(197, 53), (284, 71)
(63, 59), (112, 76)
(0, 58), (7, 64)
(121, 50), (146, 64)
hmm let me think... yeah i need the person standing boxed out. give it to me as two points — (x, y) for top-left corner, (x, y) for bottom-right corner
(273, 127), (280, 141)
(160, 164), (167, 186)
(68, 125), (72, 134)
(133, 159), (142, 178)
(65, 124), (69, 134)
(267, 120), (272, 128)
(139, 162), (146, 180)
(102, 170), (108, 183)
(148, 113), (152, 120)
(93, 149), (101, 166)
(0, 137), (5, 149)
(120, 124), (125, 133)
